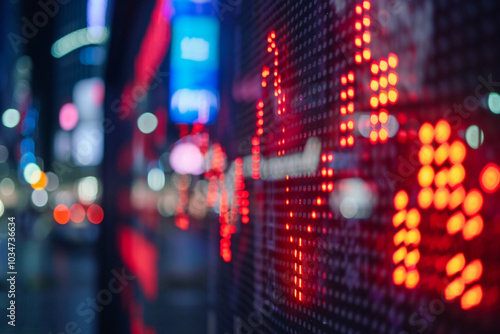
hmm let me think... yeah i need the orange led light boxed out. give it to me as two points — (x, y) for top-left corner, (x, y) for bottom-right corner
(394, 190), (409, 210)
(379, 91), (388, 105)
(463, 215), (484, 240)
(434, 143), (450, 166)
(393, 246), (407, 264)
(418, 123), (434, 144)
(448, 164), (466, 187)
(445, 278), (465, 300)
(371, 62), (379, 74)
(362, 31), (371, 43)
(393, 210), (407, 227)
(379, 75), (388, 88)
(446, 211), (466, 235)
(370, 79), (379, 91)
(393, 229), (407, 246)
(434, 187), (450, 210)
(405, 270), (419, 289)
(434, 168), (449, 188)
(461, 285), (482, 310)
(388, 89), (398, 104)
(480, 163), (500, 193)
(404, 229), (421, 246)
(355, 37), (362, 47)
(388, 53), (399, 68)
(417, 187), (434, 209)
(370, 114), (378, 125)
(379, 128), (389, 142)
(462, 260), (482, 284)
(446, 253), (466, 276)
(405, 208), (421, 229)
(449, 140), (466, 164)
(379, 59), (388, 72)
(393, 265), (407, 285)
(434, 120), (451, 143)
(449, 186), (466, 210)
(370, 96), (379, 109)
(347, 102), (354, 113)
(388, 72), (398, 85)
(404, 249), (420, 268)
(363, 48), (371, 60)
(419, 145), (434, 165)
(362, 1), (371, 10)
(363, 16), (371, 27)
(369, 130), (378, 143)
(379, 110), (388, 124)
(347, 72), (355, 82)
(418, 165), (435, 187)
(463, 189), (483, 216)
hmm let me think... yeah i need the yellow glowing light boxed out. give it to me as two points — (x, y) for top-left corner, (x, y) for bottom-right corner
(449, 140), (466, 164)
(434, 120), (451, 144)
(463, 215), (483, 241)
(418, 123), (434, 144)
(446, 253), (465, 276)
(463, 189), (483, 216)
(446, 211), (465, 235)
(417, 187), (433, 209)
(405, 208), (420, 229)
(418, 166), (435, 188)
(394, 190), (409, 210)
(461, 285), (482, 310)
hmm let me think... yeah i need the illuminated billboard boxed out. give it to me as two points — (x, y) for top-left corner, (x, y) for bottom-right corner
(169, 12), (219, 124)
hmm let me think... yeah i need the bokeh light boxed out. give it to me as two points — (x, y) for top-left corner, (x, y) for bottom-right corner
(59, 103), (79, 131)
(2, 108), (20, 128)
(137, 112), (158, 134)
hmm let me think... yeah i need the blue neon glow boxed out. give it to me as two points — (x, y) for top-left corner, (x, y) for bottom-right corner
(170, 15), (219, 124)
(20, 138), (35, 155)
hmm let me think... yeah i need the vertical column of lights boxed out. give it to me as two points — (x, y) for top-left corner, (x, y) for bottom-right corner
(368, 55), (399, 144)
(416, 121), (484, 309)
(339, 72), (356, 148)
(392, 190), (421, 289)
(231, 158), (249, 225)
(350, 1), (401, 145)
(338, 1), (372, 148)
(208, 143), (232, 262)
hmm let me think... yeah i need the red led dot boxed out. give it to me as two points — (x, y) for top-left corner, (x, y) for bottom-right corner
(347, 71), (355, 82)
(388, 53), (399, 68)
(347, 102), (354, 114)
(54, 205), (70, 225)
(362, 48), (371, 60)
(70, 204), (85, 223)
(87, 204), (104, 224)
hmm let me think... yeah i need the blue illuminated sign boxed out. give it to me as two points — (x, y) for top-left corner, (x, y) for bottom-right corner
(170, 13), (219, 124)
